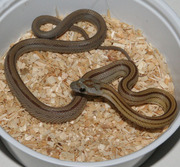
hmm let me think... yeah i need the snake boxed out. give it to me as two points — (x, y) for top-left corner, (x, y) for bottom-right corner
(70, 60), (177, 129)
(4, 9), (131, 123)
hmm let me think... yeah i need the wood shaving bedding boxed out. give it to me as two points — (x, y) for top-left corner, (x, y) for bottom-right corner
(0, 11), (175, 162)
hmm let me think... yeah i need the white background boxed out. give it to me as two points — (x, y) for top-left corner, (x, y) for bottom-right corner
(0, 0), (179, 167)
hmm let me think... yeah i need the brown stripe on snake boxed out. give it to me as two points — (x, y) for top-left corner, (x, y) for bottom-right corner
(4, 9), (131, 123)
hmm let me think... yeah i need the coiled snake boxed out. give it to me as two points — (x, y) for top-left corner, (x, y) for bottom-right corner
(4, 9), (177, 128)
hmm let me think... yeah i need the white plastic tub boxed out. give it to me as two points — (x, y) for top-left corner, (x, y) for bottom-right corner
(0, 0), (180, 167)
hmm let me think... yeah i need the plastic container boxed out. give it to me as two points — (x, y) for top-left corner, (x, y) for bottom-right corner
(0, 0), (179, 167)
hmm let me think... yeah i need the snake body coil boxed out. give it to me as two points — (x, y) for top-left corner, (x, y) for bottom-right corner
(4, 9), (129, 123)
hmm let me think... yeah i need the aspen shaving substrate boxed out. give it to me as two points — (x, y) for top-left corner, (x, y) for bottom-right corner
(0, 13), (175, 162)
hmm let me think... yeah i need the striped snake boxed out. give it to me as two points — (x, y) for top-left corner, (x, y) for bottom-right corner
(4, 9), (177, 128)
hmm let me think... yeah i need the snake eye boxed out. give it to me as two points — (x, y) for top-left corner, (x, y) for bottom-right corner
(79, 88), (86, 92)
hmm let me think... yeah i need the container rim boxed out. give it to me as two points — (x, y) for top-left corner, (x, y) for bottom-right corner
(0, 0), (180, 166)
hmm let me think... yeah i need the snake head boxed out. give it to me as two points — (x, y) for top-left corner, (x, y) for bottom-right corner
(70, 78), (102, 96)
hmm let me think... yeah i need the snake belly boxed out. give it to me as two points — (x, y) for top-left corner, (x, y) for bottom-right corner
(4, 9), (130, 123)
